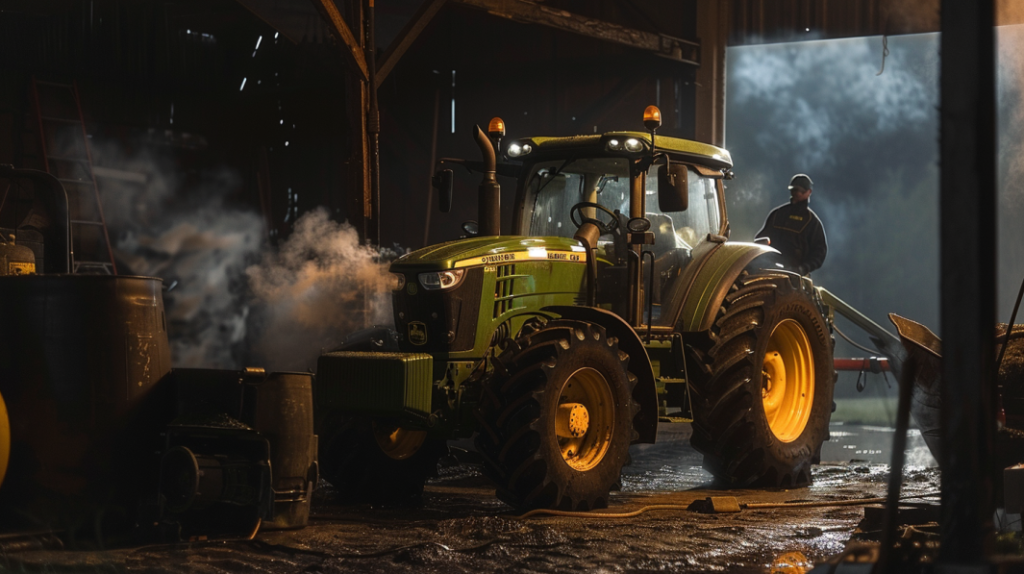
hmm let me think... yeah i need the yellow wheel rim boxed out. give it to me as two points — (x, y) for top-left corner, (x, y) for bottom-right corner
(372, 421), (427, 461)
(557, 367), (614, 471)
(762, 319), (815, 443)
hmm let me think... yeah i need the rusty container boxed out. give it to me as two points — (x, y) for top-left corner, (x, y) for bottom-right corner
(252, 372), (318, 530)
(0, 274), (172, 530)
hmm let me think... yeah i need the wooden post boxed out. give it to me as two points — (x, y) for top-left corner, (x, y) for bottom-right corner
(938, 0), (996, 565)
(694, 0), (728, 147)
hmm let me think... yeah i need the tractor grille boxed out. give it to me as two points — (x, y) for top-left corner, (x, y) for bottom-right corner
(391, 267), (483, 354)
(493, 264), (520, 318)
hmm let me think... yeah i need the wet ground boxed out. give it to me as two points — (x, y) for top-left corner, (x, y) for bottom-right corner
(4, 423), (940, 573)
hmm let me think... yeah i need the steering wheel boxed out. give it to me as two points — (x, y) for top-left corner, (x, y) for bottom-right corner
(570, 202), (619, 235)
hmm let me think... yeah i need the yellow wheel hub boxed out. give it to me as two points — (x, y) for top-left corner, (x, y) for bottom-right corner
(372, 421), (427, 461)
(557, 367), (613, 471)
(762, 319), (815, 443)
(556, 403), (590, 438)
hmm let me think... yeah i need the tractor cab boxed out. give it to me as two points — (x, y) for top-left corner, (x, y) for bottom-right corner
(508, 129), (732, 325)
(429, 106), (736, 333)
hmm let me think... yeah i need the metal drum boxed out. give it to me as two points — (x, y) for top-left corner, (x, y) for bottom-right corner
(160, 369), (317, 535)
(253, 372), (317, 530)
(0, 274), (172, 530)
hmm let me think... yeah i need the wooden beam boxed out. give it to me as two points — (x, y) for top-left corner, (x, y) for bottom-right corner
(938, 0), (996, 562)
(695, 0), (728, 147)
(452, 0), (699, 65)
(376, 0), (448, 88)
(311, 0), (369, 81)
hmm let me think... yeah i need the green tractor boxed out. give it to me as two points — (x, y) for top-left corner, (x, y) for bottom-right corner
(316, 107), (835, 509)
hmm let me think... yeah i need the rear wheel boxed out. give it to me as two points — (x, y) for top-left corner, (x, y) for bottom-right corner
(475, 319), (639, 510)
(688, 272), (834, 487)
(318, 417), (446, 506)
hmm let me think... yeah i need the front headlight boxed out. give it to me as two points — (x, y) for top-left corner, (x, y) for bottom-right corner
(419, 269), (466, 290)
(506, 142), (532, 158)
(389, 272), (406, 291)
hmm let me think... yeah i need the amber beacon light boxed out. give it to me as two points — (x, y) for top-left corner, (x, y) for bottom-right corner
(643, 106), (662, 131)
(488, 117), (506, 137)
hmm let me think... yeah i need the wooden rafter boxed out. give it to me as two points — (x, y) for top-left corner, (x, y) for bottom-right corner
(451, 0), (699, 65)
(376, 0), (448, 88)
(311, 0), (369, 81)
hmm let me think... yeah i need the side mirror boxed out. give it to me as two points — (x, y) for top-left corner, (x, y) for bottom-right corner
(658, 163), (689, 212)
(433, 169), (454, 213)
(461, 220), (479, 237)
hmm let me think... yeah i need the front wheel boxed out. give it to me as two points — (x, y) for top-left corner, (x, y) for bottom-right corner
(318, 417), (446, 506)
(688, 271), (834, 487)
(475, 319), (639, 510)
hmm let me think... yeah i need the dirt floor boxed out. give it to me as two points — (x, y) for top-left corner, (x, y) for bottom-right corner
(2, 423), (941, 573)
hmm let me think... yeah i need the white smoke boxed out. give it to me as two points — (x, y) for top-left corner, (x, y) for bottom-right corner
(118, 209), (264, 368)
(246, 208), (399, 372)
(92, 139), (408, 372)
(92, 141), (265, 369)
(731, 36), (935, 171)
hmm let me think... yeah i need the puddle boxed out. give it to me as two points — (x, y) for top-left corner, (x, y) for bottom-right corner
(820, 423), (938, 467)
(618, 422), (936, 493)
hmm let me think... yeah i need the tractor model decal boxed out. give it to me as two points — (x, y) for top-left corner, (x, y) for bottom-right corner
(454, 248), (587, 269)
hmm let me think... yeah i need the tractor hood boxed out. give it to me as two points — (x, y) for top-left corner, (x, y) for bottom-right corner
(392, 236), (587, 271)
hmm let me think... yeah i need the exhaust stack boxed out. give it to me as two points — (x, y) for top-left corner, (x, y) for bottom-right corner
(473, 125), (500, 237)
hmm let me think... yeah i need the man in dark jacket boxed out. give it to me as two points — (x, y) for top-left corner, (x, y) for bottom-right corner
(754, 174), (827, 275)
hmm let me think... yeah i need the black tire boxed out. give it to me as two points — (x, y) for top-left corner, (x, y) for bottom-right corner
(318, 416), (446, 506)
(688, 271), (834, 488)
(475, 319), (639, 510)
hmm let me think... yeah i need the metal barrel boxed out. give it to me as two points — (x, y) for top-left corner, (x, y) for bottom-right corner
(0, 274), (172, 530)
(251, 372), (317, 530)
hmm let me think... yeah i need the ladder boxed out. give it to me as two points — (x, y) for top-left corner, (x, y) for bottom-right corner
(30, 78), (117, 274)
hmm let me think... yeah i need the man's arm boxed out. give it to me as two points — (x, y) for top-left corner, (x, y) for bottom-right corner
(801, 219), (828, 274)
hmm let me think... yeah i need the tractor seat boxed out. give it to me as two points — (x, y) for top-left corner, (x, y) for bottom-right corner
(646, 213), (692, 307)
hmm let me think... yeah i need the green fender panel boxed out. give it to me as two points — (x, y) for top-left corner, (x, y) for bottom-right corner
(675, 242), (776, 333)
(543, 305), (658, 444)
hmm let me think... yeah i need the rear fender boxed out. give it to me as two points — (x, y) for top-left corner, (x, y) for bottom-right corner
(674, 243), (777, 333)
(543, 305), (658, 444)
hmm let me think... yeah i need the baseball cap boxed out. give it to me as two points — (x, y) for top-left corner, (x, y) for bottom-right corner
(789, 174), (813, 190)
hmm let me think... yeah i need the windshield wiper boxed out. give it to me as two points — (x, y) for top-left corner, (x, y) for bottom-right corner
(533, 158), (576, 195)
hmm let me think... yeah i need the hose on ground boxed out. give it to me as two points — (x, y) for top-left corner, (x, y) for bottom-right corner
(515, 491), (940, 520)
